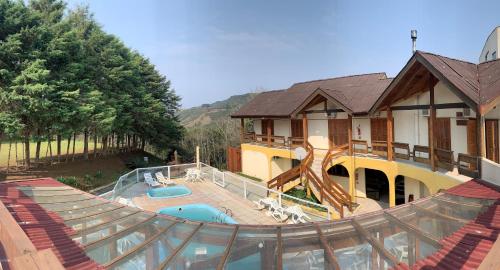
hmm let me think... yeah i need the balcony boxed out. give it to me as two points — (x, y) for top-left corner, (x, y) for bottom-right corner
(243, 132), (304, 149)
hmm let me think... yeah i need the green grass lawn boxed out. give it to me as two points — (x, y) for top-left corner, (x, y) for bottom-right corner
(0, 140), (102, 167)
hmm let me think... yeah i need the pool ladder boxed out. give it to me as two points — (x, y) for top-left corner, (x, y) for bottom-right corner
(220, 206), (233, 217)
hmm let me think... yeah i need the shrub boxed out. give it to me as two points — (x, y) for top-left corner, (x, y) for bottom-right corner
(56, 176), (78, 187)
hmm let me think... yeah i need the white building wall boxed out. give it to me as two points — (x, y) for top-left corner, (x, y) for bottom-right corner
(273, 119), (291, 138)
(352, 117), (371, 145)
(480, 27), (500, 63)
(392, 82), (475, 159)
(403, 177), (430, 203)
(253, 119), (262, 134)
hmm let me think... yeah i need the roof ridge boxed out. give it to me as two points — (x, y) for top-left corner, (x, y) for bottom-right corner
(417, 50), (477, 65)
(292, 72), (387, 86)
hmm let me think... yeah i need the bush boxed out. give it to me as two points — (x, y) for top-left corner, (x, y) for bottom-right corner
(56, 176), (78, 187)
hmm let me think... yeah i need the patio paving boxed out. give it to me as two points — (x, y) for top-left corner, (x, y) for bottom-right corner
(118, 178), (279, 225)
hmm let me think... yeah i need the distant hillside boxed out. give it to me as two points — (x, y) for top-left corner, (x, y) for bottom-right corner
(178, 93), (258, 128)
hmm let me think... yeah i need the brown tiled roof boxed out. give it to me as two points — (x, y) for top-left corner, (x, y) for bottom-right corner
(418, 51), (480, 104)
(231, 73), (392, 118)
(478, 58), (500, 105)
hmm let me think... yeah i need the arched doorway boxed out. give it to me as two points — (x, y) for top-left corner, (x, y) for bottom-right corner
(364, 168), (390, 208)
(396, 175), (431, 204)
(327, 164), (350, 193)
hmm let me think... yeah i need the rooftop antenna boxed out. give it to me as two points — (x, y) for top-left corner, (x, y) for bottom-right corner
(411, 30), (417, 54)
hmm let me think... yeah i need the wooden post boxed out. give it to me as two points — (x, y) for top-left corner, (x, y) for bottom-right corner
(240, 118), (244, 143)
(266, 119), (272, 147)
(429, 76), (437, 171)
(302, 113), (308, 147)
(477, 112), (486, 158)
(387, 108), (393, 161)
(348, 114), (353, 156)
(477, 110), (485, 178)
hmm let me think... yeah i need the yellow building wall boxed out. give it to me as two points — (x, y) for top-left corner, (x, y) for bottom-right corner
(242, 144), (466, 207)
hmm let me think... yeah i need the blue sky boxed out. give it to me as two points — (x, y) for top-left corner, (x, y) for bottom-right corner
(66, 0), (499, 108)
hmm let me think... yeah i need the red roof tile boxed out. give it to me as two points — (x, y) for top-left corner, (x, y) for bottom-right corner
(0, 178), (103, 270)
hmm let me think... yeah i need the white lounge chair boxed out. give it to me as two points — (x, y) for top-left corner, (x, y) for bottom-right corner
(185, 168), (202, 182)
(284, 205), (311, 224)
(155, 171), (175, 186)
(266, 200), (288, 223)
(253, 197), (276, 210)
(144, 173), (161, 187)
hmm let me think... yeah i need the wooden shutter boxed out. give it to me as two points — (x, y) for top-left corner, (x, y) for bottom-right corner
(291, 119), (303, 138)
(467, 120), (477, 155)
(370, 118), (388, 142)
(432, 118), (451, 150)
(329, 119), (349, 147)
(485, 120), (499, 162)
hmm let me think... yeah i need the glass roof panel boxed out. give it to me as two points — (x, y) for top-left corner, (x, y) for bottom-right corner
(59, 203), (120, 220)
(109, 221), (199, 270)
(166, 225), (235, 269)
(224, 227), (278, 270)
(66, 207), (139, 231)
(72, 212), (153, 245)
(42, 198), (105, 212)
(86, 217), (173, 265)
(281, 224), (325, 270)
(320, 220), (377, 270)
(30, 194), (90, 203)
(389, 204), (461, 240)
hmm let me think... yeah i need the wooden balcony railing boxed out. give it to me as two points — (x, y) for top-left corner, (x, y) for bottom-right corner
(393, 142), (410, 160)
(413, 145), (430, 164)
(435, 148), (454, 171)
(371, 140), (388, 157)
(288, 137), (304, 147)
(352, 140), (369, 154)
(457, 153), (480, 178)
(245, 133), (303, 148)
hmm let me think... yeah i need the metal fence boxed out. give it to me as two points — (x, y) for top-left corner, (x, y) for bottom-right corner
(107, 162), (331, 220)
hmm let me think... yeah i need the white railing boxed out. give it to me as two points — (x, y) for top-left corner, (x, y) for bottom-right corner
(109, 163), (197, 199)
(202, 163), (331, 220)
(106, 162), (331, 220)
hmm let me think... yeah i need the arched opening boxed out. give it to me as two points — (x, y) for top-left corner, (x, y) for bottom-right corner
(327, 164), (350, 193)
(364, 168), (390, 208)
(396, 175), (431, 204)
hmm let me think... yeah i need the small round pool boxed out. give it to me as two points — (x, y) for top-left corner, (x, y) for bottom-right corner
(147, 185), (191, 199)
(158, 203), (237, 224)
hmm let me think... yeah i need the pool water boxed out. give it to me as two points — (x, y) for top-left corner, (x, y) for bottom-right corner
(147, 185), (191, 199)
(158, 203), (238, 224)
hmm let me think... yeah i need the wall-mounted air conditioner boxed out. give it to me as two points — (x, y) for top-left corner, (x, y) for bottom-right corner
(463, 108), (471, 117)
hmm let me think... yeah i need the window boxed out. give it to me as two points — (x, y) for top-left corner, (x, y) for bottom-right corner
(485, 51), (489, 61)
(493, 51), (497, 60)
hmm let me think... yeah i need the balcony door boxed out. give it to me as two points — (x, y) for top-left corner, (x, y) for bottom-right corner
(370, 118), (388, 142)
(485, 120), (499, 162)
(291, 119), (303, 138)
(261, 119), (274, 135)
(328, 119), (349, 148)
(431, 118), (451, 150)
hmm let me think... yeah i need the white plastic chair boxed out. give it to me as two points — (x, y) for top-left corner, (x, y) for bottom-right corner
(155, 171), (175, 186)
(144, 172), (160, 187)
(284, 205), (312, 224)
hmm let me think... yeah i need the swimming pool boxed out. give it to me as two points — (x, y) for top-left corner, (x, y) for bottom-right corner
(158, 204), (238, 224)
(147, 185), (191, 199)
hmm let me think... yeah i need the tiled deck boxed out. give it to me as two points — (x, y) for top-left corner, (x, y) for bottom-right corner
(118, 178), (279, 225)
